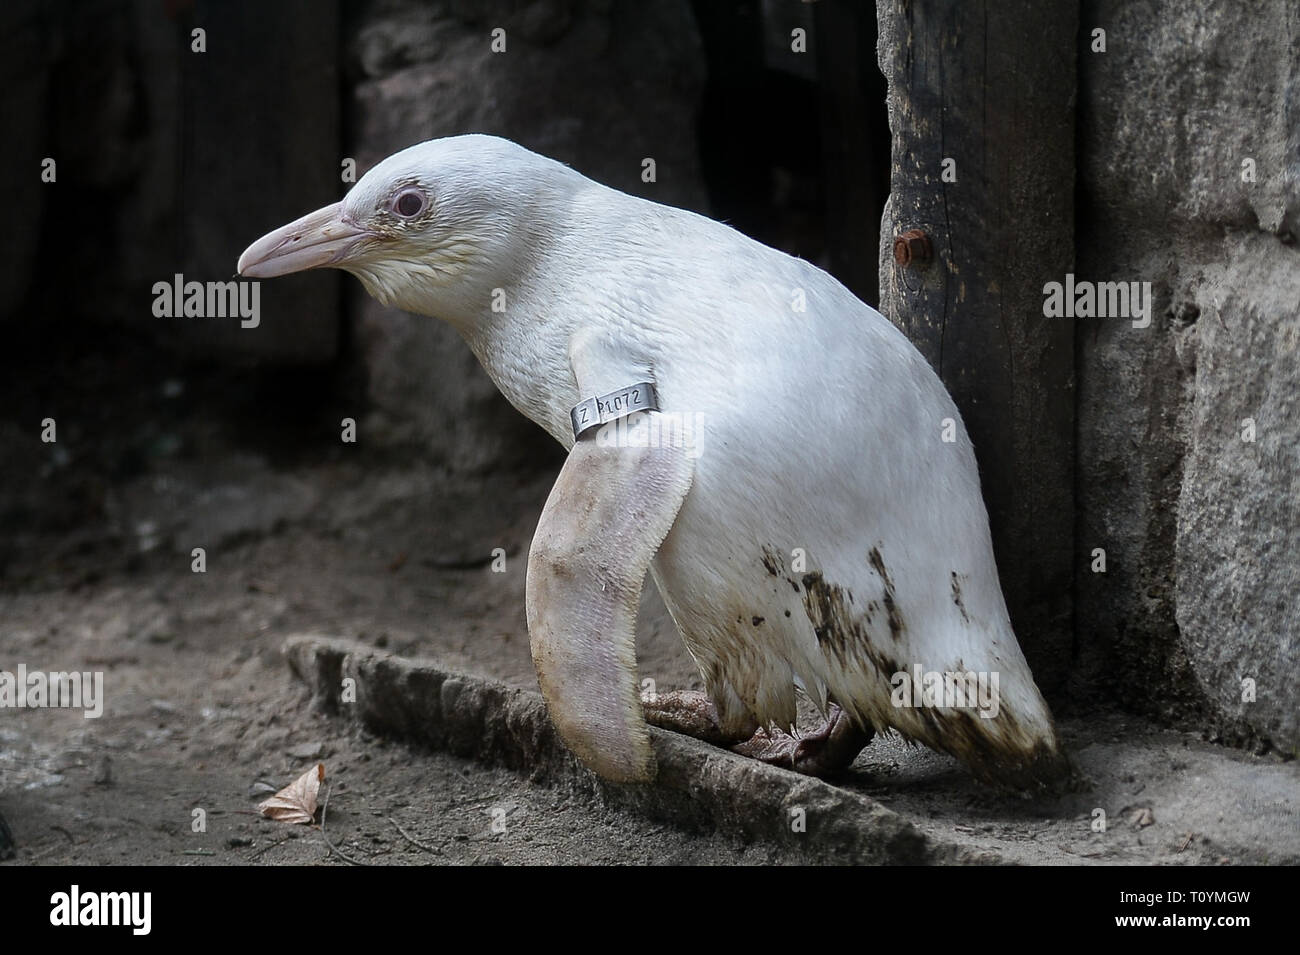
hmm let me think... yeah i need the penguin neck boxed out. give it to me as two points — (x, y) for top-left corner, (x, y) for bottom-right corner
(457, 302), (584, 449)
(455, 294), (660, 451)
(438, 182), (660, 448)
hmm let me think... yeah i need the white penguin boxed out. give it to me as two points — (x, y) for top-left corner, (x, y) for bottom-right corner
(239, 135), (1070, 788)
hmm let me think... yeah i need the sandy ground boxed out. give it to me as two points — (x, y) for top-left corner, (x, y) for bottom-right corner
(1, 345), (1296, 865)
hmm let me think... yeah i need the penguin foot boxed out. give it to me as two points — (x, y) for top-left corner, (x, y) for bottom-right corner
(641, 689), (757, 746)
(732, 705), (873, 778)
(643, 692), (872, 777)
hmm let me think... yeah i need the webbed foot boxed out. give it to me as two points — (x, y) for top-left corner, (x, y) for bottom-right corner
(734, 705), (872, 777)
(643, 692), (871, 778)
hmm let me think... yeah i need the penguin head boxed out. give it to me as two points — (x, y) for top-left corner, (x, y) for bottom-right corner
(238, 134), (574, 324)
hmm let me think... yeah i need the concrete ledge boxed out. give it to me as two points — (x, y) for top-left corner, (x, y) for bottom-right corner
(283, 635), (977, 864)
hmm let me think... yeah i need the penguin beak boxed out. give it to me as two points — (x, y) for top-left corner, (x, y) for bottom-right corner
(237, 202), (374, 278)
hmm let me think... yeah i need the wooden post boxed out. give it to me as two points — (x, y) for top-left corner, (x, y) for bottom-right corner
(876, 1), (1077, 697)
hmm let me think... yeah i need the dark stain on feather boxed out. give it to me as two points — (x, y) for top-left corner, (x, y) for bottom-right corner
(760, 546), (801, 592)
(951, 571), (970, 623)
(907, 702), (1076, 792)
(867, 546), (905, 641)
(791, 556), (1077, 792)
(800, 571), (905, 678)
(751, 616), (765, 626)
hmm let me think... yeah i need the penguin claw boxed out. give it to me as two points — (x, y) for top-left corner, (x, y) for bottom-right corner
(731, 726), (802, 765)
(733, 705), (873, 779)
(643, 692), (873, 778)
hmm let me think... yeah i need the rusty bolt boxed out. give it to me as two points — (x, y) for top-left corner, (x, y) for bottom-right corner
(893, 229), (932, 267)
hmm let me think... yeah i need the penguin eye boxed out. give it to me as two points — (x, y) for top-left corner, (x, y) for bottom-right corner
(392, 189), (426, 218)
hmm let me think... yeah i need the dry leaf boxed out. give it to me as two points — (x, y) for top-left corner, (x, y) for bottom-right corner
(258, 763), (324, 824)
(1129, 807), (1155, 828)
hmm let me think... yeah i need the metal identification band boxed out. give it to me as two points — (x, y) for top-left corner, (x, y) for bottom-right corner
(570, 381), (660, 440)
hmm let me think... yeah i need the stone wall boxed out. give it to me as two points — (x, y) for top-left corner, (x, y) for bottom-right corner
(1074, 0), (1299, 753)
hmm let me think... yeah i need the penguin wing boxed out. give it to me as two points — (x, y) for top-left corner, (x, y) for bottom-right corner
(526, 426), (694, 783)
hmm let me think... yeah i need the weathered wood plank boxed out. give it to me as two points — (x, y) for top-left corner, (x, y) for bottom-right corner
(877, 0), (1077, 696)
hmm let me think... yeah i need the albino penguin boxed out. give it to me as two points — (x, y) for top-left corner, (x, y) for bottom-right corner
(239, 135), (1070, 789)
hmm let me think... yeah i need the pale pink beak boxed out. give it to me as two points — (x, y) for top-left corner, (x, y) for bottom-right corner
(237, 202), (373, 278)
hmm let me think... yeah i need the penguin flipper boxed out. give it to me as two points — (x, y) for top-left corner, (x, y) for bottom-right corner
(526, 427), (693, 783)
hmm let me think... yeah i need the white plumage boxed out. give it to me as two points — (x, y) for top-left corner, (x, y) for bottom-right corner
(239, 135), (1068, 787)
